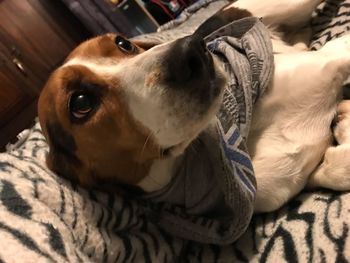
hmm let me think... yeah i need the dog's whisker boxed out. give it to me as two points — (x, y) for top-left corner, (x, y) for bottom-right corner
(139, 131), (154, 161)
(159, 145), (164, 159)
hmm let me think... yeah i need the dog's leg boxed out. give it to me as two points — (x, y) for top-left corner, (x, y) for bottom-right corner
(225, 0), (323, 52)
(252, 34), (350, 212)
(228, 0), (323, 27)
(196, 0), (323, 52)
(308, 100), (350, 190)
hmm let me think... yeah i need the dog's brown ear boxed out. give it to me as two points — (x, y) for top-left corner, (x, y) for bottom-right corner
(133, 39), (161, 50)
(45, 121), (82, 184)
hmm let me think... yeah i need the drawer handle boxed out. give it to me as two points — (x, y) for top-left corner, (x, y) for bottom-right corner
(12, 57), (27, 76)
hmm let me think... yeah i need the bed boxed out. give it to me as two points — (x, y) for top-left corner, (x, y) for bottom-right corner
(1, 0), (349, 262)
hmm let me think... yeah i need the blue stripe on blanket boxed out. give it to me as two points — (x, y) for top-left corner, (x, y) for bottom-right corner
(220, 127), (256, 196)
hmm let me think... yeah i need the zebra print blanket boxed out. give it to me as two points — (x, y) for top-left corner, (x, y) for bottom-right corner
(1, 0), (350, 262)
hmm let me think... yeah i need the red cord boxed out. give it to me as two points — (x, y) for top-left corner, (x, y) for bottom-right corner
(178, 0), (187, 7)
(150, 0), (175, 19)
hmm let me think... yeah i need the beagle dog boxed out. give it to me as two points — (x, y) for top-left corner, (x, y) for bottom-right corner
(38, 0), (350, 213)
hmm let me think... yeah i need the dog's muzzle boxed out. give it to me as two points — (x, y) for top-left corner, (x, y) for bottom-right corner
(164, 35), (215, 86)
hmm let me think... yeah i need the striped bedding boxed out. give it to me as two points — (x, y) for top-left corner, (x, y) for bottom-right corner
(1, 0), (350, 262)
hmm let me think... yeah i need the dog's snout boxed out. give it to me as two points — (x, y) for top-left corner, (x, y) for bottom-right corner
(165, 36), (210, 85)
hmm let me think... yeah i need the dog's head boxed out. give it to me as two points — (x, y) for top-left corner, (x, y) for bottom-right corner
(38, 33), (226, 188)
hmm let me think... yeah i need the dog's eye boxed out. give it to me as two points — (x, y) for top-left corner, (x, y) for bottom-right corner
(69, 92), (95, 119)
(115, 36), (135, 54)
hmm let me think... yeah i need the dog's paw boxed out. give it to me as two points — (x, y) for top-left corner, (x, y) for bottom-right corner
(321, 145), (350, 191)
(309, 142), (350, 191)
(334, 100), (350, 145)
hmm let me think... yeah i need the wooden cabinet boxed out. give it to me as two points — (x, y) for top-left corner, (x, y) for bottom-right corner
(0, 49), (36, 127)
(0, 0), (90, 150)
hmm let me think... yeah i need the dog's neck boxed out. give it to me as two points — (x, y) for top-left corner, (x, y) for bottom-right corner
(137, 156), (181, 192)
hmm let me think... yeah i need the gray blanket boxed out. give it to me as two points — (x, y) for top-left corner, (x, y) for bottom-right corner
(1, 0), (350, 262)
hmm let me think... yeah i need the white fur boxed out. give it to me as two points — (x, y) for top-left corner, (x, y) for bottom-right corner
(137, 156), (180, 192)
(307, 100), (350, 191)
(250, 41), (350, 212)
(63, 57), (125, 75)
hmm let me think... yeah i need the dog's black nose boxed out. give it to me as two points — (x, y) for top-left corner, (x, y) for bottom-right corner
(165, 35), (210, 85)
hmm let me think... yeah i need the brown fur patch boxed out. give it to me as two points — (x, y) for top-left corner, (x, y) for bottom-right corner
(221, 6), (252, 21)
